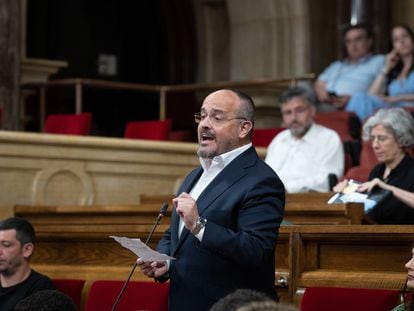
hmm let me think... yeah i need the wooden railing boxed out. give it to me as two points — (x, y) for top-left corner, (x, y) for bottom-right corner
(21, 74), (315, 130)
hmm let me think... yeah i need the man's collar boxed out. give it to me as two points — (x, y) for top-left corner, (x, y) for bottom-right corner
(199, 143), (252, 170)
(344, 53), (372, 65)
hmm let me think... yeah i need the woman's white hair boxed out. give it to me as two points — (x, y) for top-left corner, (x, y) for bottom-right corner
(362, 108), (414, 146)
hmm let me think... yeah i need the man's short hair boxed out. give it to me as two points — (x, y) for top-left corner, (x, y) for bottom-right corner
(14, 290), (76, 311)
(210, 289), (273, 311)
(278, 86), (315, 106)
(341, 23), (374, 57)
(0, 217), (36, 245)
(227, 89), (256, 126)
(343, 23), (373, 39)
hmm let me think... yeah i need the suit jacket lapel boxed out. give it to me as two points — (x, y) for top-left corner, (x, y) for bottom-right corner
(170, 167), (203, 252)
(172, 147), (257, 256)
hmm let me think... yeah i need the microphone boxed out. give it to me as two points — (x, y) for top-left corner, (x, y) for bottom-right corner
(145, 202), (169, 244)
(111, 202), (169, 311)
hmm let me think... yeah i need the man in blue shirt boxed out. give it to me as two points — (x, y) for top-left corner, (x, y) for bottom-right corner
(314, 24), (384, 110)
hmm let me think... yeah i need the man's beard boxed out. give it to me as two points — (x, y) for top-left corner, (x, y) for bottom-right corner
(197, 137), (239, 159)
(290, 123), (311, 138)
(197, 148), (217, 159)
(0, 256), (23, 276)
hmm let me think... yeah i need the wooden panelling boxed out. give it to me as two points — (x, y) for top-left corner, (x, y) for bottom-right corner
(16, 205), (411, 305)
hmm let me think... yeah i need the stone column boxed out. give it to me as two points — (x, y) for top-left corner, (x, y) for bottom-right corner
(0, 0), (20, 130)
(226, 0), (311, 128)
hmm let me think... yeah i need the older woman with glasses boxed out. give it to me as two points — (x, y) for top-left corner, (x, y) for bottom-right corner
(334, 107), (414, 223)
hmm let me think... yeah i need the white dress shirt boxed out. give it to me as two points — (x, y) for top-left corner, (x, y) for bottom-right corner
(265, 123), (344, 193)
(178, 143), (253, 239)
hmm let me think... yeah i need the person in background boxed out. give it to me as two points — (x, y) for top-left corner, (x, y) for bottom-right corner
(346, 24), (414, 121)
(0, 217), (55, 311)
(333, 108), (414, 224)
(314, 23), (384, 111)
(265, 86), (344, 193)
(14, 289), (76, 311)
(138, 89), (285, 310)
(391, 247), (414, 311)
(237, 300), (299, 311)
(209, 288), (273, 311)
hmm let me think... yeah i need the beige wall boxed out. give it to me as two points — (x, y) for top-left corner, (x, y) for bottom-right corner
(0, 131), (201, 217)
(391, 0), (414, 29)
(227, 0), (311, 80)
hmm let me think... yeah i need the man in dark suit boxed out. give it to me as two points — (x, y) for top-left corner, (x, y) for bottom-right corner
(138, 89), (285, 311)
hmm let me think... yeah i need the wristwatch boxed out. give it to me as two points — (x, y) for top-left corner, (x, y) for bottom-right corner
(191, 217), (207, 235)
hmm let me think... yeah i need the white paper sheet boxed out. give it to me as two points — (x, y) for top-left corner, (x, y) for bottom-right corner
(110, 236), (175, 261)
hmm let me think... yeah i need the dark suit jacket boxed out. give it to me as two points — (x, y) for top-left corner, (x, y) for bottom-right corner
(157, 147), (285, 311)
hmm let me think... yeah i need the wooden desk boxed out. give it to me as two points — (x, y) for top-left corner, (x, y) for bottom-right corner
(17, 207), (407, 305)
(290, 225), (411, 289)
(140, 192), (365, 225)
(284, 192), (364, 224)
(15, 204), (171, 285)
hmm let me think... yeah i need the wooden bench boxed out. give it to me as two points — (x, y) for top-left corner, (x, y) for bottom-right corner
(284, 225), (412, 305)
(140, 192), (365, 225)
(14, 204), (171, 288)
(17, 204), (406, 306)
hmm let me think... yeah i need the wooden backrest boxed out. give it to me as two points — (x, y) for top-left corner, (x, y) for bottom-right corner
(288, 225), (411, 297)
(301, 287), (400, 311)
(140, 193), (365, 225)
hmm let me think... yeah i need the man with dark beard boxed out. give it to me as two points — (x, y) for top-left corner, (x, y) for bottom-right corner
(138, 89), (285, 311)
(0, 217), (55, 311)
(265, 86), (344, 193)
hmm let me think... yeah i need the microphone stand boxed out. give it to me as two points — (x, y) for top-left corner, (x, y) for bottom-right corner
(111, 202), (169, 311)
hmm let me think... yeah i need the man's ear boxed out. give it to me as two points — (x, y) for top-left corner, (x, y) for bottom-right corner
(239, 121), (253, 139)
(22, 242), (34, 259)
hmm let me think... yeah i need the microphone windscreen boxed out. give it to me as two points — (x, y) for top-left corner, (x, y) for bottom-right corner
(160, 202), (169, 216)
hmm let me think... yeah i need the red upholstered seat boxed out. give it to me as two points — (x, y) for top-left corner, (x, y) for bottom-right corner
(344, 141), (377, 182)
(53, 279), (85, 310)
(84, 280), (169, 311)
(315, 111), (362, 170)
(314, 111), (361, 142)
(168, 129), (193, 142)
(124, 119), (172, 141)
(252, 127), (285, 147)
(301, 287), (400, 311)
(44, 113), (92, 135)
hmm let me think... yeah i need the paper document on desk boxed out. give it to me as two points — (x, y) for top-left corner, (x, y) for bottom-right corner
(327, 179), (392, 212)
(110, 236), (175, 261)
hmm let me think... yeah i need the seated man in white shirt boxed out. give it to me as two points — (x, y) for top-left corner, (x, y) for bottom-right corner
(265, 87), (344, 193)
